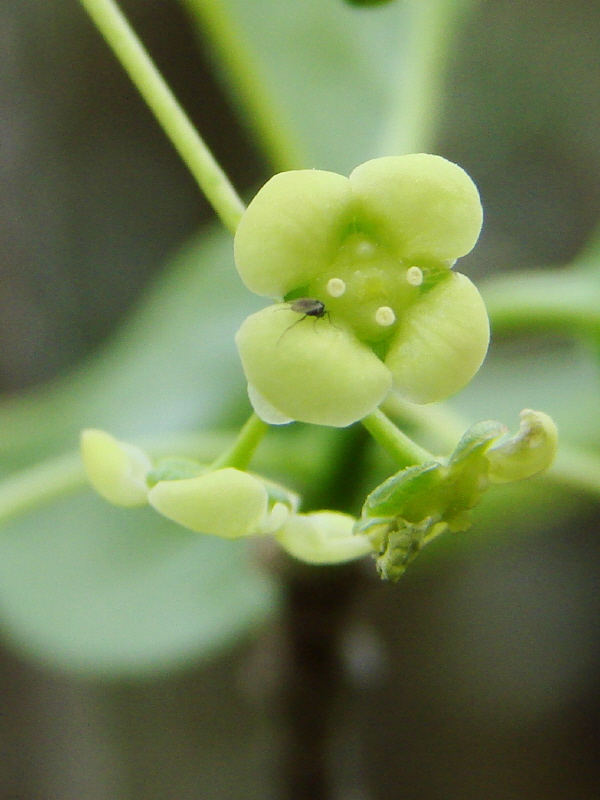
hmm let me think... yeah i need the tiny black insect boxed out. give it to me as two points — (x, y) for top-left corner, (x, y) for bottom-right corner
(289, 297), (326, 319)
(277, 297), (330, 344)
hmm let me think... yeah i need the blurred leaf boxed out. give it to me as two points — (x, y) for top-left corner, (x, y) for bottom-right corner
(182, 0), (413, 172)
(344, 0), (397, 7)
(0, 490), (276, 677)
(0, 223), (262, 469)
(451, 338), (600, 449)
(0, 223), (283, 674)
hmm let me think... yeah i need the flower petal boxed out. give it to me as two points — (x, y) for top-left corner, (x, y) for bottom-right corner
(276, 511), (373, 564)
(234, 170), (352, 298)
(350, 154), (483, 262)
(247, 383), (294, 425)
(147, 468), (269, 538)
(385, 272), (490, 404)
(236, 305), (392, 427)
(80, 429), (151, 507)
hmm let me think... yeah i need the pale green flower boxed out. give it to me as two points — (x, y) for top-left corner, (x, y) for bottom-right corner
(234, 154), (489, 427)
(276, 511), (373, 564)
(147, 468), (270, 538)
(81, 430), (298, 539)
(80, 428), (151, 507)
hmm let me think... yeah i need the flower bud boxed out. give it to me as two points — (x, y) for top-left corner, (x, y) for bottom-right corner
(80, 429), (151, 507)
(275, 511), (373, 564)
(147, 468), (269, 538)
(485, 409), (558, 483)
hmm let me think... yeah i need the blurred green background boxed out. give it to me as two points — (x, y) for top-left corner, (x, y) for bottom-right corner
(2, 0), (600, 797)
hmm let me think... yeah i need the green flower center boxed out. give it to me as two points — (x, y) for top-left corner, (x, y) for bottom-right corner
(301, 233), (427, 343)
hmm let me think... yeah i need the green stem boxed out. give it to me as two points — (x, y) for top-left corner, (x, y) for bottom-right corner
(79, 0), (245, 233)
(179, 0), (304, 171)
(482, 269), (600, 337)
(0, 454), (85, 527)
(362, 408), (434, 467)
(380, 0), (480, 155)
(382, 393), (466, 453)
(209, 413), (269, 471)
(545, 445), (600, 500)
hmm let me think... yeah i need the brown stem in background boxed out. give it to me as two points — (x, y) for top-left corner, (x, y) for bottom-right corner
(278, 560), (365, 800)
(276, 424), (373, 800)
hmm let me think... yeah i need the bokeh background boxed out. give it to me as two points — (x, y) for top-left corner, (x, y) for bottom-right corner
(2, 0), (600, 797)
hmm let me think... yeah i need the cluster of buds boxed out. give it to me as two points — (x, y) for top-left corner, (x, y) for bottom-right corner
(80, 429), (373, 565)
(80, 154), (558, 579)
(357, 409), (559, 580)
(81, 406), (557, 578)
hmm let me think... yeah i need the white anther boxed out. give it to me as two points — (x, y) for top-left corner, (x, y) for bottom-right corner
(406, 266), (424, 286)
(326, 278), (346, 298)
(375, 306), (396, 327)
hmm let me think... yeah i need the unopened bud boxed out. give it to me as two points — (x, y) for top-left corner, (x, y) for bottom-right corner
(486, 409), (558, 483)
(80, 429), (151, 507)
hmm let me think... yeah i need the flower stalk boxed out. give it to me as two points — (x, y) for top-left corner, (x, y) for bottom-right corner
(209, 413), (269, 471)
(361, 408), (434, 467)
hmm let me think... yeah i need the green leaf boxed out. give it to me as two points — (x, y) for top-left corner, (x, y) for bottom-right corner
(0, 224), (262, 470)
(181, 0), (414, 172)
(358, 415), (546, 580)
(450, 420), (507, 461)
(182, 0), (482, 169)
(450, 337), (600, 448)
(362, 420), (504, 526)
(363, 461), (442, 518)
(0, 490), (276, 677)
(0, 224), (280, 674)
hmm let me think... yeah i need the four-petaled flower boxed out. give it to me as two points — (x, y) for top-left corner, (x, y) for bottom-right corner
(234, 154), (490, 427)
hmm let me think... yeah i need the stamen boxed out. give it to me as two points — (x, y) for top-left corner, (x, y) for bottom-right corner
(406, 266), (424, 286)
(375, 306), (396, 327)
(326, 277), (346, 297)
